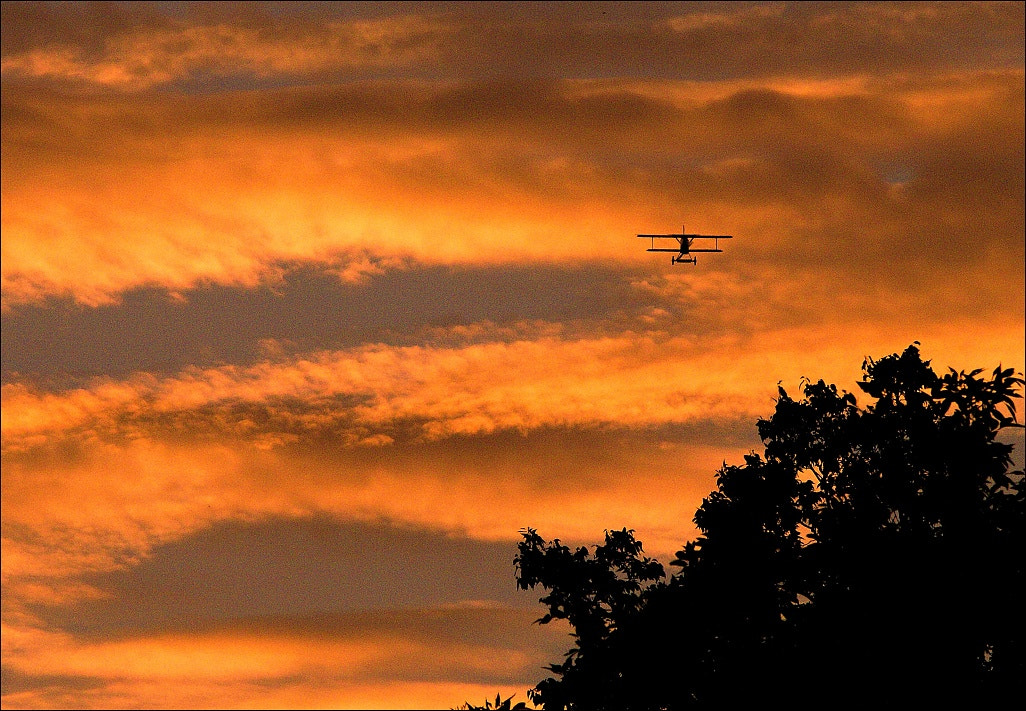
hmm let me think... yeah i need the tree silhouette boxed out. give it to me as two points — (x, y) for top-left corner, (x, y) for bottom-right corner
(516, 345), (1023, 709)
(457, 693), (531, 710)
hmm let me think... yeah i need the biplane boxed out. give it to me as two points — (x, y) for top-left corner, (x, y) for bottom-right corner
(638, 226), (733, 265)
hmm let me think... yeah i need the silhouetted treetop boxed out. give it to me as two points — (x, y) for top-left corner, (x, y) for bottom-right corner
(457, 693), (531, 710)
(516, 344), (1023, 709)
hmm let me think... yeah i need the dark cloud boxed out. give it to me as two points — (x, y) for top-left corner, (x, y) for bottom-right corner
(0, 1), (164, 57)
(30, 517), (533, 636)
(5, 607), (570, 695)
(291, 423), (760, 486)
(2, 2), (1022, 88)
(6, 72), (1021, 215)
(0, 667), (105, 702)
(0, 263), (640, 382)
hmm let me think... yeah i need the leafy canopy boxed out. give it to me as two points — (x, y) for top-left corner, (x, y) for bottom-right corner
(516, 345), (1024, 709)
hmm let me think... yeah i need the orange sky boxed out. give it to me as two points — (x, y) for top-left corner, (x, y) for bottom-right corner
(2, 2), (1024, 708)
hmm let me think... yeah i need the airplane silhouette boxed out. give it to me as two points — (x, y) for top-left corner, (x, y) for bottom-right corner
(638, 226), (733, 265)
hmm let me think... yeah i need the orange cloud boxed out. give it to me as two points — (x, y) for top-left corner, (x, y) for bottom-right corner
(3, 319), (1020, 605)
(3, 71), (1022, 307)
(5, 316), (1022, 451)
(0, 429), (723, 590)
(2, 606), (567, 709)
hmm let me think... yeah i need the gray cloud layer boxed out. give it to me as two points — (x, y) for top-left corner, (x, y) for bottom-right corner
(3, 2), (1022, 87)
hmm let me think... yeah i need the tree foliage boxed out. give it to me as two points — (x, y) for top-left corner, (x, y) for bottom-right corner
(516, 345), (1024, 709)
(458, 693), (531, 710)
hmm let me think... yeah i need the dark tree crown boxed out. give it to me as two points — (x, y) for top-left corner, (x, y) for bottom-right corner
(515, 345), (1024, 710)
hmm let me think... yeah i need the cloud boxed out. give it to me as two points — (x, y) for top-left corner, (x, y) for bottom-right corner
(0, 334), (812, 447)
(2, 605), (569, 709)
(2, 2), (1021, 90)
(0, 424), (738, 612)
(1, 8), (451, 90)
(4, 325), (1019, 601)
(0, 265), (633, 380)
(2, 5), (1022, 707)
(2, 70), (1021, 307)
(4, 314), (1022, 455)
(30, 517), (536, 635)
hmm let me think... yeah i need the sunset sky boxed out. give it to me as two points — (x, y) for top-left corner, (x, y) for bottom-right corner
(2, 2), (1024, 708)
